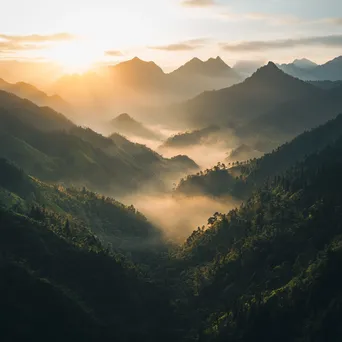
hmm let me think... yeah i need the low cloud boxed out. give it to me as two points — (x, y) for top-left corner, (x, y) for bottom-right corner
(181, 0), (216, 7)
(149, 38), (209, 51)
(105, 50), (124, 57)
(220, 10), (303, 25)
(322, 17), (342, 25)
(0, 41), (46, 53)
(0, 33), (74, 43)
(0, 32), (74, 54)
(220, 34), (342, 52)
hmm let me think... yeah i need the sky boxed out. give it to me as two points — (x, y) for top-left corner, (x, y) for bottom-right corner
(0, 0), (341, 72)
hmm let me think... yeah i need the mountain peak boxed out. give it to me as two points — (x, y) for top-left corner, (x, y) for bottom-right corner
(173, 56), (236, 77)
(114, 113), (134, 123)
(266, 61), (278, 68)
(292, 58), (317, 69)
(246, 61), (291, 84)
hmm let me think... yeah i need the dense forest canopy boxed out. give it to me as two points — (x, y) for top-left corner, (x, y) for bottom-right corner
(1, 52), (342, 341)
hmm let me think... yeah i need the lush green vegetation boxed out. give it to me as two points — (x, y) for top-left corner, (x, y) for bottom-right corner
(0, 94), (198, 195)
(176, 113), (342, 199)
(0, 158), (165, 260)
(170, 132), (342, 341)
(2, 83), (342, 341)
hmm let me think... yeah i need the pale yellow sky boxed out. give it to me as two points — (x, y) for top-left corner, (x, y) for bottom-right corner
(0, 0), (341, 72)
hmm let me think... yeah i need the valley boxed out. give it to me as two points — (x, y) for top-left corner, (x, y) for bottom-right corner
(1, 49), (342, 342)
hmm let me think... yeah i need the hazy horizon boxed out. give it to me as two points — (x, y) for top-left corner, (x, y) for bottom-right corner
(0, 0), (341, 76)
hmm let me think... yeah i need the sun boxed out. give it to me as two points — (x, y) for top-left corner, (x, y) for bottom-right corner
(47, 41), (101, 73)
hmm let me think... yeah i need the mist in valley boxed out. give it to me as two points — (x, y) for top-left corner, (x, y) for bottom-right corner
(118, 192), (240, 242)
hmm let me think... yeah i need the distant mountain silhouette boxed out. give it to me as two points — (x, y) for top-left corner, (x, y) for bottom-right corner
(279, 56), (342, 81)
(312, 56), (342, 81)
(52, 56), (243, 117)
(232, 60), (265, 78)
(227, 144), (263, 162)
(170, 56), (240, 79)
(176, 62), (319, 127)
(160, 125), (221, 149)
(0, 90), (74, 131)
(110, 113), (163, 140)
(292, 58), (318, 69)
(109, 57), (166, 89)
(0, 78), (73, 115)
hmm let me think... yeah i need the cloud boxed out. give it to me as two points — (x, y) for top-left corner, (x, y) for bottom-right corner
(321, 17), (342, 25)
(181, 0), (216, 7)
(0, 41), (46, 53)
(149, 38), (209, 51)
(0, 33), (74, 43)
(220, 34), (342, 52)
(105, 50), (124, 57)
(0, 32), (74, 54)
(220, 11), (301, 25)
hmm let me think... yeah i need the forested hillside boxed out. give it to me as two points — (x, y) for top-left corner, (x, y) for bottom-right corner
(0, 91), (198, 195)
(176, 113), (342, 199)
(0, 206), (178, 342)
(169, 128), (342, 341)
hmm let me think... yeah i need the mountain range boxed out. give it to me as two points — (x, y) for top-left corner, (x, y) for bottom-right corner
(278, 56), (342, 81)
(0, 90), (198, 195)
(0, 78), (73, 116)
(3, 51), (342, 341)
(110, 113), (163, 141)
(171, 62), (342, 150)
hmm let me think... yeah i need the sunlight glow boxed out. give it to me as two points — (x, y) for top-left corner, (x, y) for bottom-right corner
(46, 41), (102, 73)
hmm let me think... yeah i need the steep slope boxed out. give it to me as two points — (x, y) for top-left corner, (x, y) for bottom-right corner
(176, 62), (321, 127)
(110, 113), (163, 140)
(108, 57), (167, 90)
(0, 78), (73, 115)
(109, 132), (199, 178)
(238, 84), (342, 144)
(309, 80), (342, 90)
(161, 125), (221, 149)
(278, 58), (317, 80)
(0, 206), (176, 341)
(0, 158), (163, 257)
(176, 113), (342, 198)
(0, 93), (197, 194)
(171, 57), (240, 79)
(312, 56), (342, 81)
(173, 133), (342, 341)
(0, 90), (74, 131)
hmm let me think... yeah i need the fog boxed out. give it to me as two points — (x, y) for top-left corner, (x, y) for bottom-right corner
(119, 193), (240, 242)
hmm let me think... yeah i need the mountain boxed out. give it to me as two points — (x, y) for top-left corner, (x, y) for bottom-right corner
(174, 131), (342, 341)
(278, 58), (318, 80)
(233, 60), (265, 78)
(0, 158), (163, 257)
(0, 78), (73, 115)
(108, 132), (199, 179)
(293, 58), (318, 69)
(0, 91), (197, 195)
(226, 144), (263, 161)
(175, 62), (320, 128)
(237, 83), (342, 145)
(109, 57), (167, 90)
(0, 90), (74, 131)
(160, 125), (221, 149)
(279, 56), (342, 81)
(0, 161), (177, 342)
(176, 112), (342, 199)
(110, 113), (163, 140)
(52, 56), (244, 124)
(171, 57), (240, 79)
(309, 80), (342, 90)
(312, 56), (342, 81)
